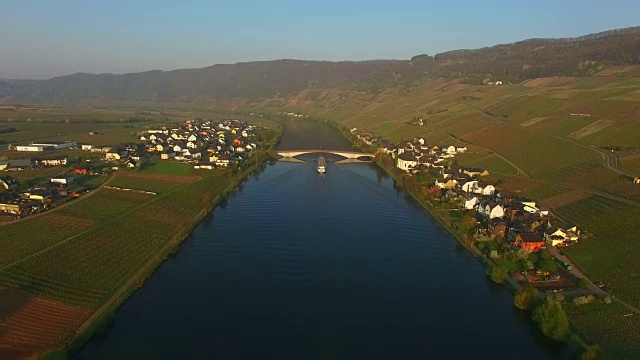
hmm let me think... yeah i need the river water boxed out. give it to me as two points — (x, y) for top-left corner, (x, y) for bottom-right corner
(77, 120), (571, 359)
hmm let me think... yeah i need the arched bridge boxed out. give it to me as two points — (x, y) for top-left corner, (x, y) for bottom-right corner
(277, 149), (375, 162)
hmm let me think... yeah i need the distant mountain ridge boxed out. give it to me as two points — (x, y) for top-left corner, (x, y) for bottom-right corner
(1, 26), (639, 107)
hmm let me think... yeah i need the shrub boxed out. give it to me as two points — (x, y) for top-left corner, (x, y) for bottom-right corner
(514, 287), (539, 310)
(489, 266), (509, 284)
(573, 295), (595, 306)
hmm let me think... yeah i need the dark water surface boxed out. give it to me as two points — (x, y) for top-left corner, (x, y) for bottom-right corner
(77, 120), (571, 359)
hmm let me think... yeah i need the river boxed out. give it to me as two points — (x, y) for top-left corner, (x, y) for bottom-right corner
(77, 119), (571, 359)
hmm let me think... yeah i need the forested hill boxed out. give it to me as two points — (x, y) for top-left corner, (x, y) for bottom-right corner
(1, 26), (639, 107)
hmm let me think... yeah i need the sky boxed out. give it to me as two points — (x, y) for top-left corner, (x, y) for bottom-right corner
(1, 0), (639, 79)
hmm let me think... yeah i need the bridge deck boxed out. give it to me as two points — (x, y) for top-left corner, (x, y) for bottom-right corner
(277, 149), (375, 159)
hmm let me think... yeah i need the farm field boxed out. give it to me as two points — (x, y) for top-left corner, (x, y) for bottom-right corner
(108, 170), (201, 193)
(0, 166), (236, 358)
(454, 152), (519, 175)
(566, 303), (640, 360)
(554, 196), (640, 308)
(138, 160), (194, 176)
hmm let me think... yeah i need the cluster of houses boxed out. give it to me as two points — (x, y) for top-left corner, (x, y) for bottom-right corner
(376, 135), (470, 173)
(461, 191), (581, 251)
(351, 129), (582, 252)
(0, 174), (86, 218)
(135, 119), (259, 169)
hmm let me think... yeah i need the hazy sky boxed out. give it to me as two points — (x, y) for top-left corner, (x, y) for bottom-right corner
(1, 0), (639, 79)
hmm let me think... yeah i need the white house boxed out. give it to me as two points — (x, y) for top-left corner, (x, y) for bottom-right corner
(186, 141), (197, 149)
(482, 185), (496, 196)
(489, 205), (504, 219)
(456, 147), (468, 153)
(155, 144), (165, 152)
(81, 144), (93, 151)
(187, 134), (198, 142)
(446, 146), (457, 154)
(461, 181), (479, 193)
(464, 197), (479, 210)
(396, 153), (418, 171)
(40, 158), (68, 166)
(236, 146), (245, 153)
(50, 176), (74, 185)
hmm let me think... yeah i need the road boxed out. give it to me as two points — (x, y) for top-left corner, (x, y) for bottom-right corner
(547, 245), (640, 315)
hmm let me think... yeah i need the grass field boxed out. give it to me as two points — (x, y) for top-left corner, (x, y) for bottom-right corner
(139, 160), (194, 176)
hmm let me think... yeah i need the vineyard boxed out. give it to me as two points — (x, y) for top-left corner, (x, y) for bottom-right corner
(0, 168), (236, 357)
(0, 292), (91, 358)
(556, 196), (640, 308)
(566, 303), (640, 359)
(107, 172), (195, 193)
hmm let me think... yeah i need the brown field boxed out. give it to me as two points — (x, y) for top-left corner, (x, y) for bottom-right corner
(0, 293), (90, 358)
(539, 190), (593, 209)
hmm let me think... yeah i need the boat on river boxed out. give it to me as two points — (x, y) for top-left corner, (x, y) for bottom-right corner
(317, 156), (326, 173)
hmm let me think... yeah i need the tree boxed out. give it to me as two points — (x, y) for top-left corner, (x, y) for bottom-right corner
(537, 258), (558, 272)
(489, 266), (510, 284)
(533, 298), (569, 342)
(514, 287), (539, 310)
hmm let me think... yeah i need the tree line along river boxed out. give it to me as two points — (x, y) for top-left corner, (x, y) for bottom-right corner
(77, 119), (571, 359)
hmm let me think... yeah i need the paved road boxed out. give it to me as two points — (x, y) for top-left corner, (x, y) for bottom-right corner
(547, 245), (640, 315)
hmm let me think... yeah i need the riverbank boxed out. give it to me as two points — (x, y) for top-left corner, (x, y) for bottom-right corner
(305, 117), (595, 357)
(27, 129), (284, 359)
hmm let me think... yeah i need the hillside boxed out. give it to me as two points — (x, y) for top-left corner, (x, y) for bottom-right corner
(1, 26), (639, 107)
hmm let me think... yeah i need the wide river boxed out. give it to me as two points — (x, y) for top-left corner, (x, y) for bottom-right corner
(78, 120), (571, 359)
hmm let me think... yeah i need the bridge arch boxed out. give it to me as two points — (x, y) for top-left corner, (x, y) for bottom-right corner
(276, 149), (375, 160)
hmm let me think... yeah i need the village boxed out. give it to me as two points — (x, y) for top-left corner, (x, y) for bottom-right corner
(0, 118), (262, 220)
(350, 127), (604, 296)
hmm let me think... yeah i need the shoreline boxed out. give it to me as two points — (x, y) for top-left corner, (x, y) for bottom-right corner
(45, 140), (281, 358)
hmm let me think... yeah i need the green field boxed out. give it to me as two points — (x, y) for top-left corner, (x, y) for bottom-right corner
(139, 161), (194, 176)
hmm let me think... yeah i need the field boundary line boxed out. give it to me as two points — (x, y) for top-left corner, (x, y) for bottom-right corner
(0, 174), (206, 271)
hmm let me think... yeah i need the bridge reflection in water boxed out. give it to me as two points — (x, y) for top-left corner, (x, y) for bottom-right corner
(276, 149), (375, 164)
